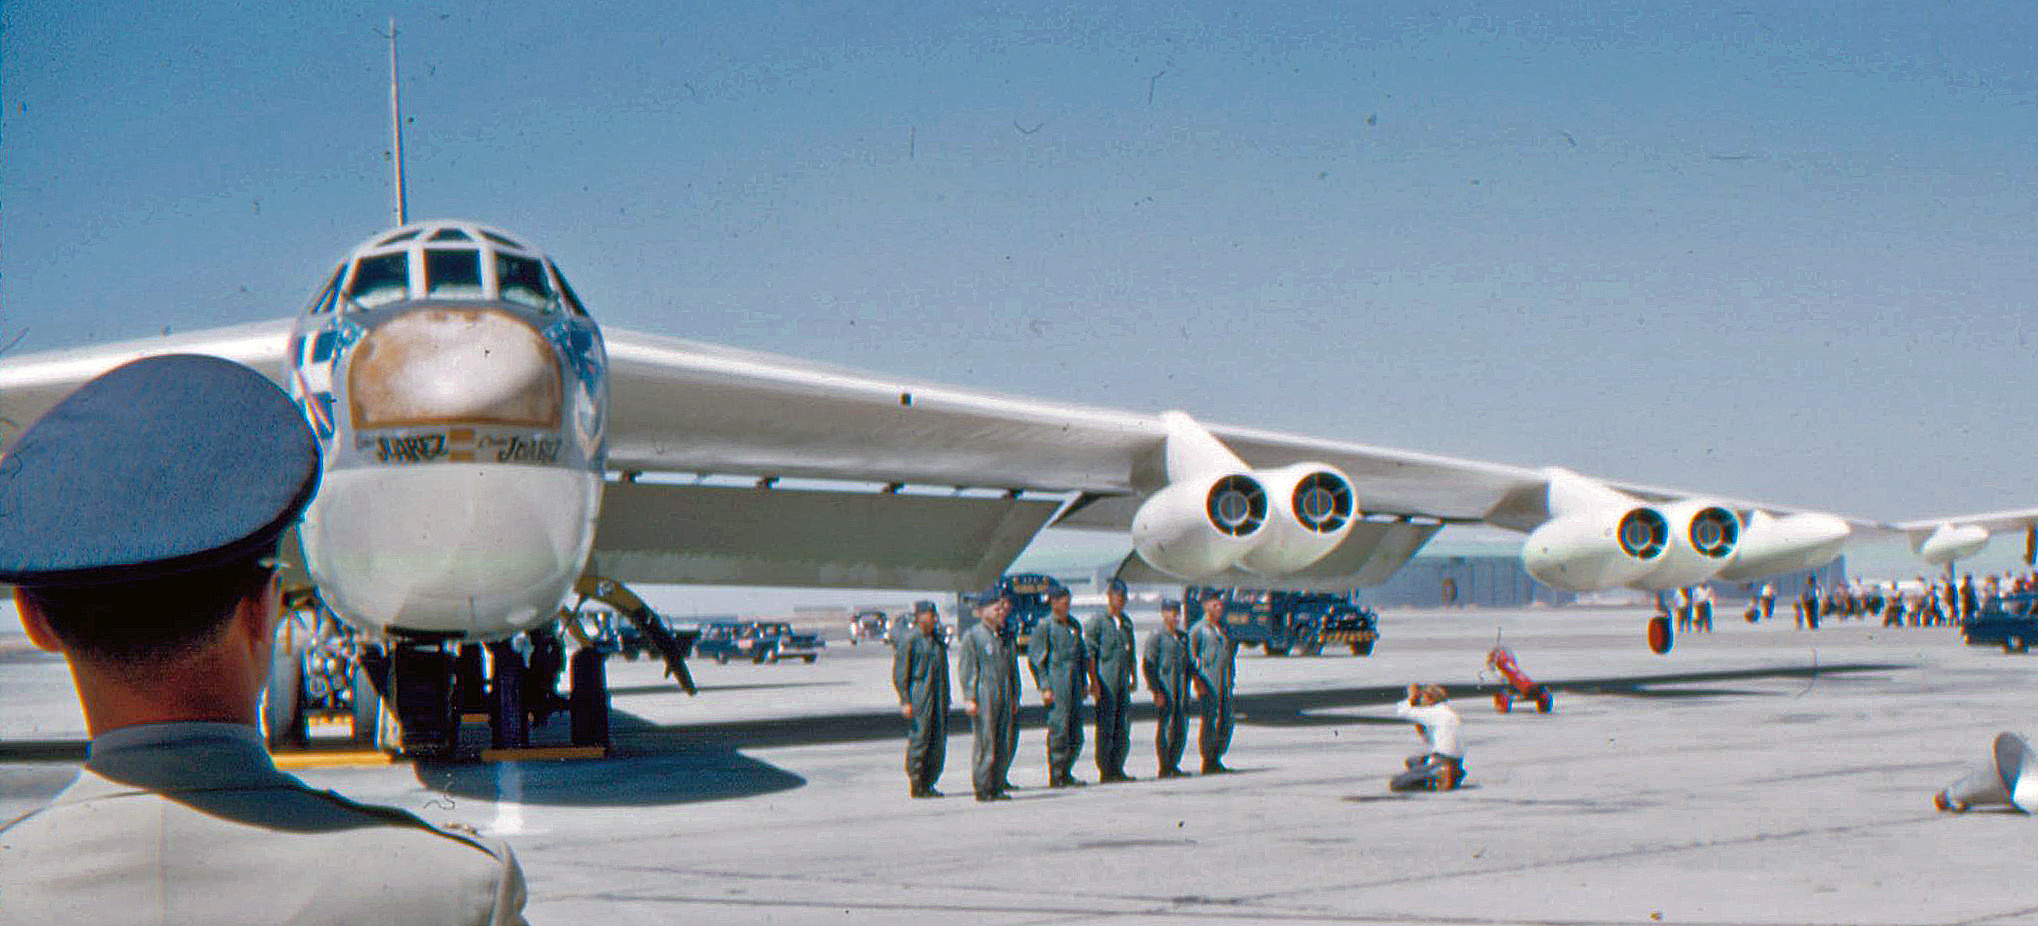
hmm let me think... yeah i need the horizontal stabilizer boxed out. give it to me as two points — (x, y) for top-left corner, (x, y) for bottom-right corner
(587, 482), (1061, 591)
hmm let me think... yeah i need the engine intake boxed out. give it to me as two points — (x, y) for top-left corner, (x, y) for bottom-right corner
(1206, 474), (1268, 537)
(1618, 507), (1669, 559)
(1292, 470), (1353, 533)
(1687, 506), (1738, 558)
(1240, 464), (1356, 575)
(1631, 501), (1741, 590)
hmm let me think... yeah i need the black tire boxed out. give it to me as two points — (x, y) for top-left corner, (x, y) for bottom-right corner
(489, 641), (529, 750)
(803, 655), (816, 663)
(1647, 616), (1673, 654)
(1265, 644), (1291, 657)
(1351, 640), (1374, 657)
(1535, 687), (1554, 714)
(262, 651), (307, 748)
(568, 648), (610, 748)
(350, 657), (382, 746)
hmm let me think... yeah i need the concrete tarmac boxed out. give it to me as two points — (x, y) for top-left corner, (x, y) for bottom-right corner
(5, 608), (2035, 925)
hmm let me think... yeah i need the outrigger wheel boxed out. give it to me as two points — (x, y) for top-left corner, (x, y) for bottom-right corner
(1647, 615), (1673, 655)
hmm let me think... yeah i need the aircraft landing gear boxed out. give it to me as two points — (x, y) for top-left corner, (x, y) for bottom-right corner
(350, 648), (383, 746)
(453, 644), (486, 716)
(1647, 614), (1674, 655)
(271, 575), (693, 760)
(487, 640), (529, 750)
(569, 647), (610, 747)
(387, 642), (456, 757)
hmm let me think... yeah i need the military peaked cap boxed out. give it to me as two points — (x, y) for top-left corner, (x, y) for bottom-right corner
(0, 355), (320, 586)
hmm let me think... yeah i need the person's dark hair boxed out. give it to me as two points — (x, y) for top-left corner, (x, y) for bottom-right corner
(19, 553), (276, 663)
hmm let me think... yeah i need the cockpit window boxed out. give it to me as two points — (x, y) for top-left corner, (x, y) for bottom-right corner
(425, 249), (484, 298)
(346, 253), (410, 308)
(377, 229), (421, 246)
(428, 227), (473, 242)
(482, 231), (523, 249)
(496, 253), (551, 309)
(550, 262), (589, 317)
(305, 267), (342, 315)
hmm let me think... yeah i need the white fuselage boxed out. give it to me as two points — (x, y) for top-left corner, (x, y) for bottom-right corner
(288, 221), (609, 642)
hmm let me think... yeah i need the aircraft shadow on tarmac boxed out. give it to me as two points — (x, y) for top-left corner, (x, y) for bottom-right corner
(8, 662), (1910, 808)
(414, 707), (807, 808)
(1202, 661), (1907, 729)
(608, 679), (849, 697)
(0, 739), (87, 763)
(491, 660), (1916, 767)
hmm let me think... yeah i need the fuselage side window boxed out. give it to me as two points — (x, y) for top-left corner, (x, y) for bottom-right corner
(425, 249), (485, 299)
(496, 253), (552, 310)
(346, 252), (410, 308)
(550, 262), (589, 317)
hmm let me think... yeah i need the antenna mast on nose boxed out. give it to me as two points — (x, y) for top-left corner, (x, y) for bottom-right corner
(386, 16), (409, 227)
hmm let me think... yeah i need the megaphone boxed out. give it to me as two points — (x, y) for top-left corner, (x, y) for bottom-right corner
(1934, 732), (2037, 813)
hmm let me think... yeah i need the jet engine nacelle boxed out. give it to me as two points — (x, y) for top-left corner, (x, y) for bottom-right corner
(1522, 505), (1669, 592)
(1714, 511), (1850, 581)
(1238, 463), (1356, 575)
(1917, 523), (1989, 566)
(1631, 500), (1741, 590)
(1131, 472), (1270, 579)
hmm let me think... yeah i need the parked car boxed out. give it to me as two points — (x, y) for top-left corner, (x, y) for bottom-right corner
(692, 620), (750, 664)
(848, 609), (888, 645)
(751, 622), (826, 663)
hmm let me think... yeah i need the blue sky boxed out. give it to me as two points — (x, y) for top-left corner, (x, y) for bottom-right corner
(8, 1), (2038, 595)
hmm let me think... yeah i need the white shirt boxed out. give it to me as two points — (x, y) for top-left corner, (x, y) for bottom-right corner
(1395, 701), (1463, 757)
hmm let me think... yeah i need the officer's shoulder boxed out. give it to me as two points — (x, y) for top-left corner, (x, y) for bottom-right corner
(309, 788), (512, 861)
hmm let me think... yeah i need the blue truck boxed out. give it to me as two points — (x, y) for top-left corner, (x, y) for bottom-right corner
(950, 573), (1066, 653)
(1183, 587), (1379, 656)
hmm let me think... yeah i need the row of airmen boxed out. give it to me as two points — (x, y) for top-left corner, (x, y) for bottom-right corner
(890, 580), (1241, 801)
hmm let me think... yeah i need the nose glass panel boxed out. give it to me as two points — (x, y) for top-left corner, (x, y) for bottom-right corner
(348, 308), (563, 429)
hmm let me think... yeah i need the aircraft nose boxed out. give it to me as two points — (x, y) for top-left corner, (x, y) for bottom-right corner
(347, 307), (563, 430)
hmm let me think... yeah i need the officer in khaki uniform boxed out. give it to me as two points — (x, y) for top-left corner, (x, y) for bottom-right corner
(893, 599), (951, 798)
(1084, 578), (1137, 782)
(1141, 598), (1192, 777)
(1027, 583), (1090, 787)
(0, 356), (528, 926)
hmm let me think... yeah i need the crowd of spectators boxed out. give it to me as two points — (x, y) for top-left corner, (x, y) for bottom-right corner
(1660, 571), (2038, 631)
